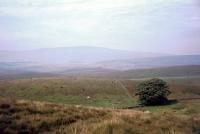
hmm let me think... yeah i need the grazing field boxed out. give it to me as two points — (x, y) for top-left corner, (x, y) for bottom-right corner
(0, 77), (200, 110)
(0, 77), (135, 108)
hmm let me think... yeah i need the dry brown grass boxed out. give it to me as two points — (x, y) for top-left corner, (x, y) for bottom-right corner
(0, 97), (199, 134)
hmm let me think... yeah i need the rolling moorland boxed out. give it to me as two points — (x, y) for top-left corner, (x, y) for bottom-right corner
(1, 0), (200, 133)
(0, 47), (200, 133)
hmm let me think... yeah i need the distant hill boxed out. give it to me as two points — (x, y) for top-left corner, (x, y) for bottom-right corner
(54, 65), (200, 79)
(97, 55), (200, 70)
(0, 62), (56, 80)
(104, 65), (200, 79)
(0, 47), (167, 65)
(0, 65), (200, 80)
(0, 47), (200, 80)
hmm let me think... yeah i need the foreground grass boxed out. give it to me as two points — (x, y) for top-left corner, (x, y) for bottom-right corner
(0, 98), (200, 134)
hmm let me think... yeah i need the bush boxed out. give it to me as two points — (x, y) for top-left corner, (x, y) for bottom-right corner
(135, 78), (171, 106)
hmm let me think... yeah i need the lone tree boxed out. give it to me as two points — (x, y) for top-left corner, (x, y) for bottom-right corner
(135, 78), (171, 106)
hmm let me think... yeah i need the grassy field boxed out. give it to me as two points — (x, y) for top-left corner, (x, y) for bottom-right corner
(0, 77), (200, 133)
(0, 77), (200, 108)
(0, 77), (136, 108)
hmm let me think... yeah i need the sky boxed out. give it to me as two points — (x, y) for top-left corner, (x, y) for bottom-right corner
(0, 0), (200, 54)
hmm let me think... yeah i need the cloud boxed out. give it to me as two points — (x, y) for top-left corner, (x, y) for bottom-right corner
(0, 0), (188, 17)
(0, 0), (200, 54)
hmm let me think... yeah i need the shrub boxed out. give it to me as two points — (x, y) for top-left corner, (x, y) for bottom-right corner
(135, 78), (171, 106)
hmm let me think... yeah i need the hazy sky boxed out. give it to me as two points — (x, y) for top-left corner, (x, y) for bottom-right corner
(0, 0), (200, 54)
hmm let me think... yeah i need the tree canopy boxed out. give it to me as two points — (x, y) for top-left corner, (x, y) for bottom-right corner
(135, 78), (171, 106)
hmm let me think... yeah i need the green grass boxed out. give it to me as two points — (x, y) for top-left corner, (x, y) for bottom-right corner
(11, 93), (135, 108)
(136, 100), (200, 116)
(0, 77), (200, 112)
(140, 103), (185, 113)
(0, 78), (136, 108)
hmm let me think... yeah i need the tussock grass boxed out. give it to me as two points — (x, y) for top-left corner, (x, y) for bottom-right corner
(0, 98), (199, 134)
